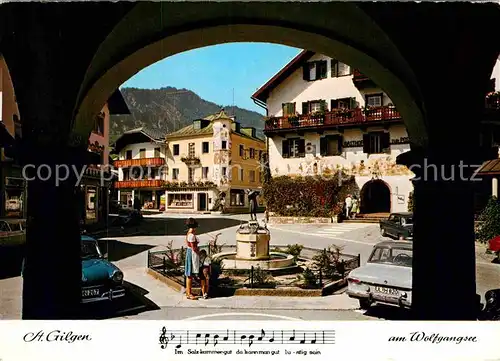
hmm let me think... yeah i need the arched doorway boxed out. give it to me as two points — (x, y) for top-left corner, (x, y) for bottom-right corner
(360, 179), (391, 214)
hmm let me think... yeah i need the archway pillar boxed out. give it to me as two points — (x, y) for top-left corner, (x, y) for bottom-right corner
(19, 136), (89, 319)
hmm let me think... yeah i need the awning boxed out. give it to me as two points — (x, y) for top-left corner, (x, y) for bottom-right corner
(476, 159), (500, 176)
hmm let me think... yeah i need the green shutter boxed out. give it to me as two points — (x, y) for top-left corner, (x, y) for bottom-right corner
(320, 137), (327, 156)
(349, 97), (357, 109)
(302, 102), (309, 115)
(363, 134), (370, 154)
(331, 59), (338, 77)
(282, 140), (290, 158)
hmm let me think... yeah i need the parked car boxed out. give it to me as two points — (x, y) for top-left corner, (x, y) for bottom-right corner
(0, 218), (26, 246)
(346, 240), (412, 310)
(81, 235), (125, 303)
(379, 212), (413, 240)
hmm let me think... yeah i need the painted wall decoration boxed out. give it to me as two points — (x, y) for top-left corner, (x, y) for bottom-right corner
(295, 156), (413, 177)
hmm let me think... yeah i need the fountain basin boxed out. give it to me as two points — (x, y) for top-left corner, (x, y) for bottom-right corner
(213, 251), (295, 271)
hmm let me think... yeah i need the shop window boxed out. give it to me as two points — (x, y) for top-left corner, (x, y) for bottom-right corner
(230, 189), (246, 206)
(5, 187), (24, 218)
(168, 193), (193, 208)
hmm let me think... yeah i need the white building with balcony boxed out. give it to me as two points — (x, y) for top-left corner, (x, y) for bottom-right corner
(113, 127), (168, 209)
(252, 50), (414, 214)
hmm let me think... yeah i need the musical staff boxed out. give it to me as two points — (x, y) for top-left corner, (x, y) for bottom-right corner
(159, 328), (335, 349)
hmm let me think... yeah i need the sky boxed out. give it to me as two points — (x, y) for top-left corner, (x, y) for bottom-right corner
(121, 43), (301, 114)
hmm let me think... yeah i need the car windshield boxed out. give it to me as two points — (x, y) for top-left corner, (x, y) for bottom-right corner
(401, 217), (413, 226)
(368, 246), (413, 267)
(81, 241), (101, 260)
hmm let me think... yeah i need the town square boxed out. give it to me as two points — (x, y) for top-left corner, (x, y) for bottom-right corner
(0, 1), (500, 322)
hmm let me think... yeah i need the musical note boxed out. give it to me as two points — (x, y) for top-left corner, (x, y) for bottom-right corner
(158, 328), (335, 349)
(300, 332), (306, 344)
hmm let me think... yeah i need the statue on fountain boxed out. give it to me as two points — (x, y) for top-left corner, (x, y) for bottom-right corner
(247, 189), (260, 221)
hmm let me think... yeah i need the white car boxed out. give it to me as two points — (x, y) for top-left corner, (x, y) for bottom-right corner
(346, 240), (412, 310)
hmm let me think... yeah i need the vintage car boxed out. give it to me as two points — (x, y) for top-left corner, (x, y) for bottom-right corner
(379, 212), (413, 240)
(81, 235), (126, 303)
(346, 240), (412, 310)
(0, 218), (26, 246)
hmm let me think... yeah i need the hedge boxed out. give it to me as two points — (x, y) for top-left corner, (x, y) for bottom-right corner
(263, 173), (358, 217)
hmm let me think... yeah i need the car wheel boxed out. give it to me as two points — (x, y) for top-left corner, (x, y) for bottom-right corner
(359, 299), (371, 310)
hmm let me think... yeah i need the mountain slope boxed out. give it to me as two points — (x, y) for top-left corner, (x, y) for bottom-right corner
(110, 87), (265, 142)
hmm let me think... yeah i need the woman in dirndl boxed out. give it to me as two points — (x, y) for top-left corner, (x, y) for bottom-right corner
(184, 217), (200, 300)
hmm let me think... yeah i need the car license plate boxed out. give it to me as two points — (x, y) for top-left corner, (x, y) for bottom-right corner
(374, 286), (399, 296)
(82, 288), (100, 297)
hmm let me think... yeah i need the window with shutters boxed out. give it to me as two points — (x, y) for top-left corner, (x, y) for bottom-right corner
(303, 61), (327, 81)
(282, 102), (296, 116)
(331, 97), (356, 110)
(239, 144), (244, 157)
(249, 170), (256, 182)
(282, 138), (305, 158)
(331, 60), (351, 77)
(239, 168), (244, 181)
(365, 94), (383, 107)
(172, 168), (179, 180)
(320, 135), (343, 156)
(249, 148), (255, 159)
(363, 132), (390, 154)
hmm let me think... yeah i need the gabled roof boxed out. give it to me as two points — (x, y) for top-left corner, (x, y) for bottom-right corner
(167, 122), (214, 139)
(476, 158), (500, 175)
(251, 50), (315, 103)
(203, 109), (234, 123)
(113, 126), (167, 153)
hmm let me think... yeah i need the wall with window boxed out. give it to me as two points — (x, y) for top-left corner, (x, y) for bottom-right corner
(268, 124), (410, 176)
(117, 142), (167, 181)
(266, 53), (364, 117)
(167, 135), (213, 183)
(230, 133), (266, 189)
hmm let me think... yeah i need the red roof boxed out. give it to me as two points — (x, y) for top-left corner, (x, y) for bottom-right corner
(251, 50), (315, 103)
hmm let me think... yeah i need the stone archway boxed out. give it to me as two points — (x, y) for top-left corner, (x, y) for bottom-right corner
(360, 179), (391, 214)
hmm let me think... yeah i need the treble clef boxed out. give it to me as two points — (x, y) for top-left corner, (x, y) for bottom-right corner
(159, 327), (168, 349)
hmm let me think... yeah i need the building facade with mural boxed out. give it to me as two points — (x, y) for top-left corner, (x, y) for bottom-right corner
(164, 110), (266, 213)
(252, 50), (414, 214)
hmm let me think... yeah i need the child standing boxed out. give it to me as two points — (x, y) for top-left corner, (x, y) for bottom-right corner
(199, 249), (211, 299)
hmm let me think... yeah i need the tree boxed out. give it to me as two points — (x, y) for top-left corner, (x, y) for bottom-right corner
(477, 196), (500, 243)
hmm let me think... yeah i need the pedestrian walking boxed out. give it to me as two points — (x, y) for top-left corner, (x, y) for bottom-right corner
(351, 196), (359, 219)
(345, 194), (353, 219)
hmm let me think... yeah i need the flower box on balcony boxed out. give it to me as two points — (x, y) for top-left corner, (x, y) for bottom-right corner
(180, 156), (201, 165)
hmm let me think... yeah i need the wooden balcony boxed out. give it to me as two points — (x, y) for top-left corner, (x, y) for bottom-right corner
(114, 179), (165, 189)
(114, 157), (165, 168)
(352, 69), (376, 89)
(264, 106), (402, 133)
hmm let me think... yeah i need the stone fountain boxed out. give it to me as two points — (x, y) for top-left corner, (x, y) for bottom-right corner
(212, 220), (296, 271)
